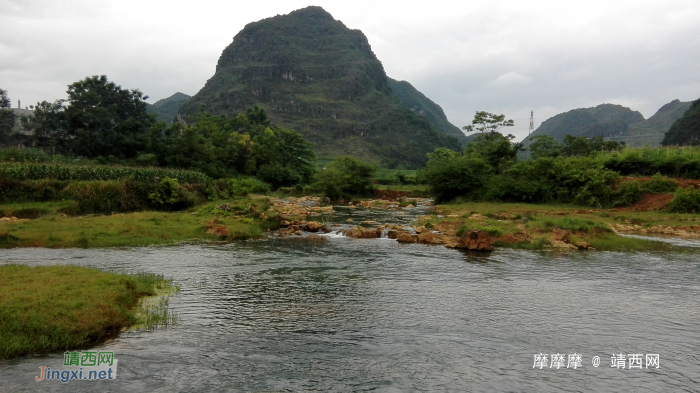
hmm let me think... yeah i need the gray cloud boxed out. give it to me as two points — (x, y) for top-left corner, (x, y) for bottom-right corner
(1, 0), (698, 141)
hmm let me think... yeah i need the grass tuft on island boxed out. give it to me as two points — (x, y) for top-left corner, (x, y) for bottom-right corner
(0, 264), (177, 359)
(0, 197), (276, 248)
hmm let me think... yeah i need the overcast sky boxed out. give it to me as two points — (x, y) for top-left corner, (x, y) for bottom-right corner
(1, 0), (698, 141)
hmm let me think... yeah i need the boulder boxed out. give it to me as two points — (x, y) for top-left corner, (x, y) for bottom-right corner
(345, 226), (381, 239)
(458, 230), (493, 251)
(304, 221), (326, 232)
(417, 232), (445, 244)
(306, 234), (327, 241)
(396, 233), (417, 243)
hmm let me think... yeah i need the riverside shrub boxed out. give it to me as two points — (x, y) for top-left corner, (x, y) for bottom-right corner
(666, 187), (700, 213)
(313, 156), (376, 201)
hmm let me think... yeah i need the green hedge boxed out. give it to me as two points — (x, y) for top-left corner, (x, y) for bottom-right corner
(0, 162), (209, 184)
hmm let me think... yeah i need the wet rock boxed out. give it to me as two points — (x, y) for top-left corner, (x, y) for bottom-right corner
(387, 230), (401, 239)
(345, 226), (381, 239)
(458, 230), (493, 251)
(396, 233), (417, 243)
(550, 240), (576, 250)
(304, 221), (326, 232)
(417, 232), (445, 244)
(280, 220), (291, 226)
(306, 234), (327, 241)
(413, 226), (429, 233)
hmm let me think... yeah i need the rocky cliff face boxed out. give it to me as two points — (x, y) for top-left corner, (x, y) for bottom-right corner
(178, 6), (460, 168)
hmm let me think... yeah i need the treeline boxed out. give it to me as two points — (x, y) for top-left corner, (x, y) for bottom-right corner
(421, 130), (700, 211)
(4, 76), (316, 188)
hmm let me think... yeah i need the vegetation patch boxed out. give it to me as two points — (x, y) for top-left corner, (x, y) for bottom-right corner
(0, 265), (177, 359)
(0, 197), (271, 248)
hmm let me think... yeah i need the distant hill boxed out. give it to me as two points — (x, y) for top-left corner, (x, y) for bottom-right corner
(525, 104), (644, 146)
(616, 99), (692, 147)
(387, 78), (466, 143)
(178, 6), (460, 168)
(662, 98), (700, 146)
(147, 92), (191, 123)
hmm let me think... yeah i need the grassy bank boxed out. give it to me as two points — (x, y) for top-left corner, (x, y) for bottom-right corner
(417, 201), (700, 252)
(0, 265), (177, 359)
(0, 197), (275, 248)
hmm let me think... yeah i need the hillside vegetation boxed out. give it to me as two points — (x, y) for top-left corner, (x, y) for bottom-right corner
(619, 99), (692, 147)
(662, 98), (700, 146)
(146, 92), (191, 123)
(524, 104), (644, 148)
(178, 6), (460, 168)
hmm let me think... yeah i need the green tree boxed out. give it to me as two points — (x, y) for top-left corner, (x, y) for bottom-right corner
(64, 75), (154, 158)
(419, 152), (492, 203)
(313, 156), (376, 201)
(464, 131), (522, 172)
(527, 135), (561, 159)
(154, 107), (316, 183)
(0, 89), (10, 108)
(462, 111), (514, 134)
(0, 89), (15, 144)
(24, 100), (67, 149)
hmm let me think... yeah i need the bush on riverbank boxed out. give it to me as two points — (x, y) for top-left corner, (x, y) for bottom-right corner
(313, 156), (376, 201)
(0, 265), (176, 359)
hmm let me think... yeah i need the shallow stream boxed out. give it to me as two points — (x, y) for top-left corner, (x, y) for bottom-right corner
(1, 204), (698, 391)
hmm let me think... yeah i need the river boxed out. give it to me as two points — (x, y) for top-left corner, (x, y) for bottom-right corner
(0, 204), (698, 392)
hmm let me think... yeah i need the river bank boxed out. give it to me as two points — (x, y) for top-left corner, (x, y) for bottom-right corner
(0, 265), (177, 359)
(2, 192), (699, 251)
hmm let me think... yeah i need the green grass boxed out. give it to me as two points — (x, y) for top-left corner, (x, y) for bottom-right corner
(587, 233), (672, 252)
(533, 216), (611, 233)
(0, 197), (273, 248)
(0, 265), (178, 359)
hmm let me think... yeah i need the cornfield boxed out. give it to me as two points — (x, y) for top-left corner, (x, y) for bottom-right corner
(0, 162), (210, 184)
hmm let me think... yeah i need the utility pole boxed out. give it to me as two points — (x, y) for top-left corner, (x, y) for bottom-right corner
(525, 110), (534, 160)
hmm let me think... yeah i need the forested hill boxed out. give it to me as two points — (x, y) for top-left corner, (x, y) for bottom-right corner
(387, 78), (466, 143)
(621, 99), (691, 147)
(146, 92), (191, 123)
(178, 6), (461, 168)
(662, 98), (700, 146)
(524, 104), (644, 147)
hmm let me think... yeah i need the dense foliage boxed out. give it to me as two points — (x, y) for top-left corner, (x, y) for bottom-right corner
(661, 98), (700, 146)
(0, 162), (209, 183)
(154, 106), (316, 185)
(24, 76), (155, 158)
(421, 128), (647, 207)
(313, 156), (376, 201)
(528, 135), (625, 158)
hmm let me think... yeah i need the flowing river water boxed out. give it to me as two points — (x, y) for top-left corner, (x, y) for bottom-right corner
(0, 204), (699, 392)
